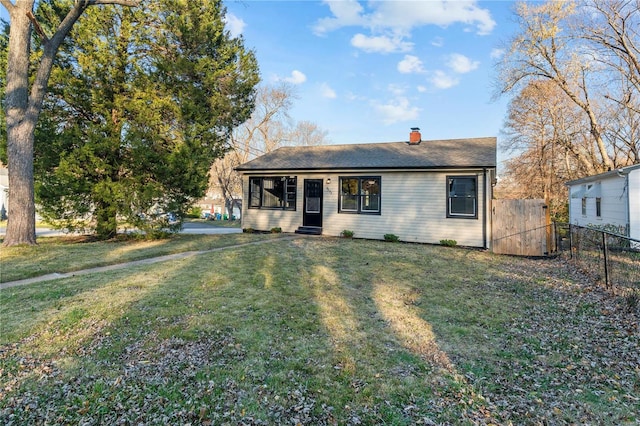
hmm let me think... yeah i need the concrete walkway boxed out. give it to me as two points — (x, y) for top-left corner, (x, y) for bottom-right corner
(0, 223), (243, 237)
(0, 236), (298, 290)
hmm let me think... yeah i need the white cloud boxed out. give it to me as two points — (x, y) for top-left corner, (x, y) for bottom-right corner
(315, 0), (495, 37)
(431, 37), (444, 47)
(387, 84), (408, 96)
(397, 55), (425, 74)
(224, 13), (245, 38)
(371, 96), (420, 125)
(320, 83), (337, 99)
(313, 0), (365, 35)
(351, 33), (413, 53)
(346, 91), (367, 102)
(490, 48), (505, 59)
(430, 70), (459, 89)
(280, 70), (307, 85)
(446, 53), (479, 74)
(371, 1), (495, 35)
(417, 85), (428, 93)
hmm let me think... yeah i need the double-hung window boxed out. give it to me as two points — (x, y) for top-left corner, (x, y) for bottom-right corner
(249, 176), (296, 210)
(447, 176), (477, 218)
(339, 176), (381, 214)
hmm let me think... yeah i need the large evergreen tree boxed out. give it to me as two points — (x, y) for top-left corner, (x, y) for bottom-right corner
(34, 0), (259, 239)
(1, 0), (141, 246)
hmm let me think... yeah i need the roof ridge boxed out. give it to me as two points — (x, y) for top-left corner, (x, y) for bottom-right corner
(279, 136), (496, 149)
(236, 136), (497, 172)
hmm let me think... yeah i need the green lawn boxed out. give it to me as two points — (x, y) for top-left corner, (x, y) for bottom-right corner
(1, 235), (638, 424)
(0, 232), (278, 283)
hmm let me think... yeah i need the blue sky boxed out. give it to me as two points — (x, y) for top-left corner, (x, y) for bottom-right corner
(223, 0), (519, 158)
(2, 1), (519, 163)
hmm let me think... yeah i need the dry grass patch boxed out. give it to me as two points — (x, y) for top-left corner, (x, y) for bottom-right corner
(1, 237), (638, 424)
(0, 233), (282, 283)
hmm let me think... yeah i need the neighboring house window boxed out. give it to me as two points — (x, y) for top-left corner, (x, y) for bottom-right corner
(248, 176), (296, 210)
(447, 176), (477, 218)
(596, 197), (602, 218)
(339, 176), (381, 214)
(581, 197), (587, 216)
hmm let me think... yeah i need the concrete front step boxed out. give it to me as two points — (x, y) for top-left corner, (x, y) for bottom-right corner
(295, 226), (322, 235)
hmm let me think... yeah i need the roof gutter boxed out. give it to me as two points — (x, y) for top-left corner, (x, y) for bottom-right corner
(236, 166), (497, 173)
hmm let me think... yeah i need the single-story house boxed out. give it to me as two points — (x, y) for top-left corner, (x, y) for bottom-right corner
(235, 129), (496, 248)
(566, 163), (640, 241)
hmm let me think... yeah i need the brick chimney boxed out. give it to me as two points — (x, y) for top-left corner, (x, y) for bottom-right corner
(409, 127), (421, 145)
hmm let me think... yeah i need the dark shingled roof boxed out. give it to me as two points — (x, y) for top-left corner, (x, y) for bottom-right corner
(236, 137), (496, 172)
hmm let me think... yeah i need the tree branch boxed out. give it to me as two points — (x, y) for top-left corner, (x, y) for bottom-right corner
(86, 0), (141, 6)
(26, 0), (141, 129)
(0, 0), (15, 12)
(26, 10), (49, 43)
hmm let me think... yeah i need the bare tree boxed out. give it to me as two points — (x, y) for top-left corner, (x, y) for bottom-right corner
(577, 0), (640, 163)
(289, 120), (328, 147)
(578, 0), (640, 111)
(496, 0), (640, 221)
(499, 80), (589, 220)
(210, 150), (245, 220)
(2, 0), (139, 246)
(496, 1), (615, 172)
(209, 83), (329, 217)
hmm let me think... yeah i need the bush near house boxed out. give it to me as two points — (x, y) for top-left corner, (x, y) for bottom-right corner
(340, 230), (354, 238)
(186, 206), (203, 218)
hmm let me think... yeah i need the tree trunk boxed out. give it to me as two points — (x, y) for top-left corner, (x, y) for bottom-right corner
(3, 2), (37, 246)
(4, 123), (37, 245)
(2, 0), (138, 246)
(232, 198), (241, 220)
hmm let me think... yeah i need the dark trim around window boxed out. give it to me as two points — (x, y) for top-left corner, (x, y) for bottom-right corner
(446, 175), (478, 219)
(248, 176), (297, 210)
(338, 176), (381, 215)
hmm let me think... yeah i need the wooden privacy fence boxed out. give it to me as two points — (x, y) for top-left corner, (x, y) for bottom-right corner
(491, 199), (551, 256)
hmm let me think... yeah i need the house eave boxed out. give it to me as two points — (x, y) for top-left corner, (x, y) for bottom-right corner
(235, 165), (496, 174)
(565, 164), (640, 186)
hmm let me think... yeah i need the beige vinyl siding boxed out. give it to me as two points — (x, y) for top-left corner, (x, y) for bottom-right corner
(323, 171), (486, 247)
(240, 170), (490, 247)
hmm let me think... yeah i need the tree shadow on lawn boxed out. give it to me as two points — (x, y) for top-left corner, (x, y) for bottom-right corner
(1, 238), (638, 425)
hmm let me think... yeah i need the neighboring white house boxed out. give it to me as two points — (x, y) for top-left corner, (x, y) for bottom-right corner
(235, 130), (496, 248)
(566, 164), (640, 241)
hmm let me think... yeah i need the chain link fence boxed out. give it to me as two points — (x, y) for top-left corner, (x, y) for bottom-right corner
(554, 223), (640, 292)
